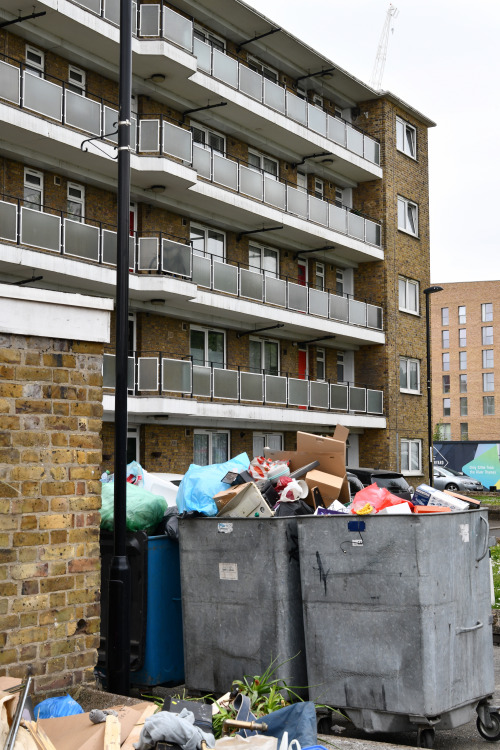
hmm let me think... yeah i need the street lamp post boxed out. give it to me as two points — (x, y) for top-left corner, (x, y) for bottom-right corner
(424, 285), (443, 487)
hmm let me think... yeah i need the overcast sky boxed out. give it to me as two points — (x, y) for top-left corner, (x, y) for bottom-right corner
(245, 0), (499, 284)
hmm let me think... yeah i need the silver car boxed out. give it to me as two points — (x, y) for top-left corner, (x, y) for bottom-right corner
(433, 467), (483, 493)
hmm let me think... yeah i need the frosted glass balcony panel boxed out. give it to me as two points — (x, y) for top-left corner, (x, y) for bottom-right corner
(330, 383), (348, 411)
(102, 229), (117, 265)
(139, 119), (160, 152)
(213, 261), (238, 294)
(348, 212), (365, 241)
(329, 204), (348, 234)
(104, 0), (119, 25)
(192, 144), (211, 178)
(103, 354), (115, 388)
(240, 269), (263, 301)
(163, 6), (193, 50)
(367, 389), (383, 415)
(365, 219), (381, 247)
(65, 90), (100, 135)
(264, 176), (285, 209)
(239, 65), (262, 101)
(309, 195), (328, 226)
(129, 235), (135, 269)
(346, 125), (364, 156)
(138, 357), (158, 391)
(286, 185), (308, 218)
(131, 115), (137, 151)
(193, 365), (211, 397)
(286, 91), (307, 125)
(264, 277), (286, 307)
(133, 2), (137, 34)
(162, 238), (191, 277)
(240, 166), (263, 201)
(263, 79), (285, 113)
(288, 282), (307, 313)
(193, 38), (211, 73)
(192, 254), (211, 287)
(74, 0), (100, 13)
(163, 121), (192, 162)
(127, 356), (135, 390)
(213, 368), (238, 400)
(265, 375), (286, 404)
(0, 60), (20, 104)
(349, 298), (367, 326)
(23, 72), (62, 121)
(329, 294), (349, 322)
(162, 358), (191, 393)
(288, 378), (308, 407)
(0, 201), (17, 241)
(139, 4), (160, 36)
(309, 288), (329, 318)
(240, 371), (263, 402)
(310, 381), (329, 409)
(367, 304), (383, 330)
(63, 220), (99, 261)
(212, 49), (238, 88)
(328, 115), (345, 146)
(349, 386), (366, 412)
(213, 153), (238, 190)
(307, 103), (326, 136)
(364, 136), (380, 165)
(103, 107), (118, 143)
(138, 237), (159, 270)
(21, 208), (60, 252)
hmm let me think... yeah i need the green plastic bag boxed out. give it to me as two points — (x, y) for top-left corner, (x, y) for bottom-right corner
(100, 482), (167, 532)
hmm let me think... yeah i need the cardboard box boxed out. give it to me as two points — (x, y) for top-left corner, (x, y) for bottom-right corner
(414, 484), (469, 511)
(214, 482), (273, 518)
(305, 469), (344, 507)
(444, 489), (481, 509)
(378, 502), (413, 515)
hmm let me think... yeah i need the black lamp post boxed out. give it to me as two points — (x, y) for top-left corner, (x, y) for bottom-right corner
(424, 285), (443, 486)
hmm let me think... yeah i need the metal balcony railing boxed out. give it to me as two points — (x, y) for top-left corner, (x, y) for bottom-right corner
(102, 351), (385, 416)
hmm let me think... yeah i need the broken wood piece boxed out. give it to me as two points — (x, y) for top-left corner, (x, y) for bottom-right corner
(120, 703), (156, 750)
(104, 714), (121, 750)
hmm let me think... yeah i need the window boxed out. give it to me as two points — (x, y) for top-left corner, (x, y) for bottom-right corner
(68, 65), (85, 95)
(249, 244), (278, 277)
(296, 171), (307, 192)
(483, 373), (495, 392)
(193, 26), (225, 51)
(191, 123), (225, 154)
(483, 350), (494, 368)
(249, 338), (279, 376)
(248, 149), (278, 179)
(442, 375), (450, 393)
(396, 116), (416, 158)
(401, 439), (422, 474)
(440, 423), (451, 440)
(336, 269), (344, 296)
(458, 328), (466, 347)
(459, 374), (467, 393)
(194, 430), (229, 465)
(190, 224), (225, 260)
(458, 305), (466, 324)
(443, 398), (450, 416)
(334, 187), (343, 207)
(67, 183), (84, 222)
(482, 303), (493, 322)
(315, 262), (325, 291)
(398, 277), (419, 314)
(127, 426), (139, 463)
(247, 56), (278, 83)
(441, 330), (449, 348)
(190, 327), (225, 368)
(314, 178), (324, 199)
(441, 307), (449, 326)
(399, 357), (420, 393)
(482, 326), (494, 345)
(442, 352), (450, 371)
(26, 45), (44, 77)
(484, 396), (495, 415)
(253, 433), (283, 457)
(460, 397), (468, 416)
(460, 423), (468, 440)
(459, 351), (467, 370)
(24, 168), (43, 211)
(316, 348), (325, 381)
(397, 196), (418, 236)
(337, 351), (345, 383)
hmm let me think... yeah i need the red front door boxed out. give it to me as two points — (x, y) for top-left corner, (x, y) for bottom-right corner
(298, 261), (307, 286)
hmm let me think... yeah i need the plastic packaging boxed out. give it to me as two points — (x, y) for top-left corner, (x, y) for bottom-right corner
(350, 483), (410, 515)
(248, 457), (289, 481)
(100, 482), (167, 532)
(176, 453), (250, 516)
(35, 695), (83, 719)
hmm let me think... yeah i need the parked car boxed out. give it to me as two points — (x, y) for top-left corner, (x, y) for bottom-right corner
(346, 467), (414, 501)
(432, 467), (484, 493)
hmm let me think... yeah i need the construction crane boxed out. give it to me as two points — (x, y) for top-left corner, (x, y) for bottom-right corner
(369, 4), (399, 91)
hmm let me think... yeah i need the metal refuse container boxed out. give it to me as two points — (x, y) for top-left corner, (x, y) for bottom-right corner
(178, 517), (308, 696)
(296, 510), (499, 748)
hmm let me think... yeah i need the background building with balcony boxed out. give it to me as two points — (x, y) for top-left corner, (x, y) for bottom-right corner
(0, 0), (434, 479)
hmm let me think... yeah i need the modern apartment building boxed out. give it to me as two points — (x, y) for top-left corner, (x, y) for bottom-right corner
(430, 281), (500, 442)
(0, 0), (434, 480)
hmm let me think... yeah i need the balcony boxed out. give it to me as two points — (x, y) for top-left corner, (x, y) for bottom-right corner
(103, 351), (385, 417)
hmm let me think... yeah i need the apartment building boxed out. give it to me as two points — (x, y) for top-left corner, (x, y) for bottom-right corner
(0, 0), (434, 480)
(430, 281), (500, 442)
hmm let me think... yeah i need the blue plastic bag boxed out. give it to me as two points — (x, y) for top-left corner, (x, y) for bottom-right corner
(234, 694), (317, 748)
(35, 694), (83, 719)
(176, 453), (250, 516)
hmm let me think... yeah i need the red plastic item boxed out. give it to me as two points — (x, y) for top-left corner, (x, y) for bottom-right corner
(350, 483), (412, 514)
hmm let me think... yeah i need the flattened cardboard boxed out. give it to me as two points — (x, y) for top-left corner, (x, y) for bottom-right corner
(444, 489), (481, 509)
(296, 429), (348, 478)
(305, 469), (344, 506)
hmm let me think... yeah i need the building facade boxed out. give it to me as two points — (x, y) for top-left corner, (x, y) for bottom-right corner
(430, 281), (500, 442)
(0, 0), (433, 481)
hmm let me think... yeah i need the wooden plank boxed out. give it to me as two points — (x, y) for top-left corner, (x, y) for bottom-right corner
(121, 703), (157, 750)
(104, 714), (121, 750)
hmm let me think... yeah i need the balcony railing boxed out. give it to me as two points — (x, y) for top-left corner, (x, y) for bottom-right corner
(103, 352), (385, 415)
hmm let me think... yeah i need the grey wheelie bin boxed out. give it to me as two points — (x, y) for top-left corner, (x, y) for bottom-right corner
(296, 510), (499, 748)
(178, 516), (307, 696)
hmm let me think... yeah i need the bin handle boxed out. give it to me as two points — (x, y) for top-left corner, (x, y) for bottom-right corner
(456, 621), (483, 634)
(476, 515), (489, 563)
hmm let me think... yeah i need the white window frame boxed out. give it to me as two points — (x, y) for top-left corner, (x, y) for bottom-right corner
(253, 432), (283, 457)
(459, 374), (467, 393)
(247, 55), (278, 83)
(440, 423), (451, 440)
(442, 352), (450, 371)
(248, 148), (279, 180)
(441, 307), (449, 325)
(482, 326), (494, 345)
(315, 262), (325, 291)
(484, 396), (495, 416)
(483, 372), (495, 392)
(459, 351), (467, 370)
(398, 276), (419, 315)
(26, 45), (44, 77)
(336, 269), (344, 296)
(458, 328), (466, 347)
(396, 116), (417, 159)
(458, 305), (466, 324)
(296, 171), (307, 192)
(334, 186), (344, 207)
(191, 122), (225, 154)
(397, 196), (419, 237)
(399, 356), (420, 394)
(337, 350), (346, 383)
(311, 93), (323, 108)
(443, 398), (451, 417)
(442, 330), (449, 348)
(483, 349), (494, 369)
(460, 397), (468, 416)
(442, 375), (450, 393)
(24, 168), (43, 211)
(194, 429), (230, 465)
(316, 347), (326, 381)
(249, 243), (279, 277)
(67, 182), (85, 222)
(401, 438), (422, 475)
(193, 25), (225, 51)
(314, 178), (324, 199)
(190, 223), (225, 260)
(482, 302), (493, 322)
(190, 325), (226, 369)
(68, 65), (86, 96)
(249, 337), (280, 376)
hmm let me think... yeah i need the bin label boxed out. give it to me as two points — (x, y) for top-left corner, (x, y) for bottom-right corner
(217, 522), (233, 534)
(219, 563), (238, 580)
(459, 524), (470, 543)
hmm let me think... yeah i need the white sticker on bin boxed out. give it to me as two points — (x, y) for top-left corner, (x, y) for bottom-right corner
(218, 522), (233, 534)
(459, 524), (470, 543)
(219, 563), (238, 580)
